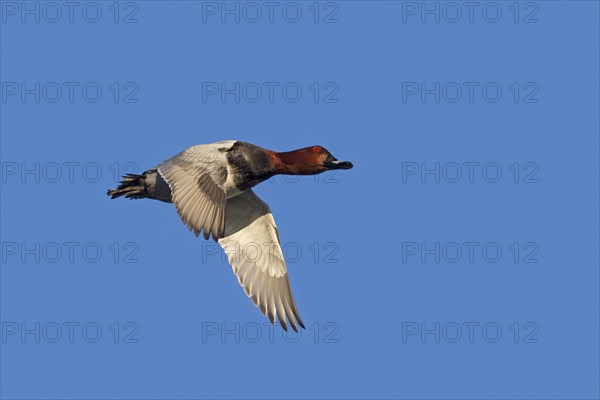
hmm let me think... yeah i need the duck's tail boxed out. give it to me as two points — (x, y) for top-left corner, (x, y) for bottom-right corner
(107, 173), (148, 199)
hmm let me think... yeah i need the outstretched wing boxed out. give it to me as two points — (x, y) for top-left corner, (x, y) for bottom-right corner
(218, 190), (305, 332)
(157, 144), (230, 240)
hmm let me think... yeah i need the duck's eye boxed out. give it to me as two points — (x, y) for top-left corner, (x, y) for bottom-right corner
(313, 147), (322, 153)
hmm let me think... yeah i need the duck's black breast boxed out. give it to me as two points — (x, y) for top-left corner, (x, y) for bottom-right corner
(225, 141), (276, 191)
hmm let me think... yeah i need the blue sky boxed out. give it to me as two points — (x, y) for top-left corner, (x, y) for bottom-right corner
(1, 1), (599, 399)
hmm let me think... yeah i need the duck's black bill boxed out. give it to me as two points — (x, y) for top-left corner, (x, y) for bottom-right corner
(324, 160), (353, 170)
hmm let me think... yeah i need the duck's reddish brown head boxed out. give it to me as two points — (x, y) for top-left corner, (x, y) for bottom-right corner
(268, 145), (353, 175)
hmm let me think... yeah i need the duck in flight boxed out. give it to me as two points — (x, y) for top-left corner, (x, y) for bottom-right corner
(107, 140), (353, 332)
